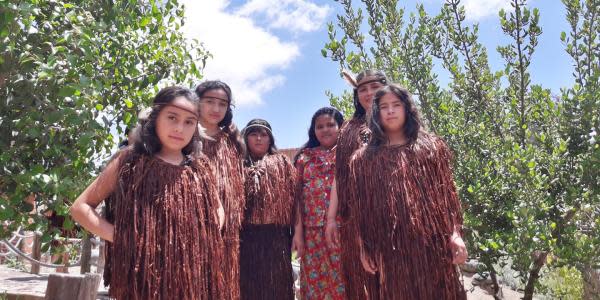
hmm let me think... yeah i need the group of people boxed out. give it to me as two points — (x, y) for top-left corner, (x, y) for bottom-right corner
(69, 69), (468, 300)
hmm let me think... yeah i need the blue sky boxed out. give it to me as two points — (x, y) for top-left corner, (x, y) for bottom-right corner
(181, 0), (574, 149)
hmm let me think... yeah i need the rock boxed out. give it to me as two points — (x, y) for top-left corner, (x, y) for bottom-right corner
(460, 259), (481, 273)
(472, 272), (493, 286)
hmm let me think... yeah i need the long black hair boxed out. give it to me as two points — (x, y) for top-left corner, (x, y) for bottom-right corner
(195, 80), (245, 155)
(352, 69), (388, 119)
(293, 107), (344, 164)
(367, 84), (423, 153)
(132, 86), (202, 157)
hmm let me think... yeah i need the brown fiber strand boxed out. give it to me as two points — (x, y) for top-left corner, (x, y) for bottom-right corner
(104, 150), (224, 300)
(240, 153), (297, 300)
(335, 117), (377, 299)
(201, 131), (245, 300)
(348, 133), (466, 300)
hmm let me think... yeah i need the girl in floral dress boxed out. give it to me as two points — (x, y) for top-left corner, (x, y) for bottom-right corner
(293, 107), (345, 299)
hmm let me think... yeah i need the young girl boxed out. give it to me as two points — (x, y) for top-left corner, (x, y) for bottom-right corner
(195, 80), (245, 300)
(326, 69), (387, 299)
(239, 119), (297, 300)
(70, 86), (224, 300)
(349, 84), (467, 299)
(294, 107), (345, 299)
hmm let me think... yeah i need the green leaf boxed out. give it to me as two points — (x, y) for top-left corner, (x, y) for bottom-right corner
(140, 17), (151, 27)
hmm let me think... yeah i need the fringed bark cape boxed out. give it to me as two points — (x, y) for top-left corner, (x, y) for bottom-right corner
(335, 116), (376, 299)
(240, 153), (297, 300)
(104, 150), (224, 300)
(349, 134), (466, 300)
(200, 131), (245, 300)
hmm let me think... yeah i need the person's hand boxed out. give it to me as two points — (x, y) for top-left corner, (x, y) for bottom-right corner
(291, 231), (304, 257)
(217, 206), (225, 231)
(324, 219), (340, 249)
(360, 246), (377, 274)
(450, 232), (468, 264)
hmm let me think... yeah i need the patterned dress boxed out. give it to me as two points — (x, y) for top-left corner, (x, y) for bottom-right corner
(296, 147), (346, 300)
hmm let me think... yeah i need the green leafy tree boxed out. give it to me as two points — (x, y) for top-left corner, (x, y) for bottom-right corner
(322, 0), (599, 298)
(0, 0), (207, 252)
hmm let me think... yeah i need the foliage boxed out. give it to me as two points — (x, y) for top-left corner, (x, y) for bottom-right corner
(538, 265), (584, 300)
(0, 0), (207, 245)
(323, 0), (599, 298)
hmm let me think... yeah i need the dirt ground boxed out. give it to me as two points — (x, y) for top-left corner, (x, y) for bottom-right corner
(0, 264), (531, 300)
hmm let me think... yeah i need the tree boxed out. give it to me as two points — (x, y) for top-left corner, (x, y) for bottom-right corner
(0, 0), (207, 254)
(322, 0), (599, 298)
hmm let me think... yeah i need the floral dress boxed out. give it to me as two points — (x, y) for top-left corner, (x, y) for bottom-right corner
(296, 147), (345, 300)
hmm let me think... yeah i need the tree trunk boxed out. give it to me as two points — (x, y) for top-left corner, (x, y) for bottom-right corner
(484, 261), (502, 300)
(581, 266), (600, 300)
(44, 273), (101, 300)
(523, 250), (548, 300)
(79, 235), (92, 274)
(30, 233), (41, 275)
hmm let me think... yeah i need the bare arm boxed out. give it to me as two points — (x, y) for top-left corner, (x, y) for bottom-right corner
(324, 179), (341, 248)
(69, 155), (121, 242)
(291, 156), (304, 256)
(326, 179), (339, 223)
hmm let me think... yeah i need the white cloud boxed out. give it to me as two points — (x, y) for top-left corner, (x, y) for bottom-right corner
(236, 0), (330, 33)
(181, 0), (329, 106)
(460, 0), (513, 21)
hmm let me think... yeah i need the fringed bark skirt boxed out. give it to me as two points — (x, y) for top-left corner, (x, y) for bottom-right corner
(339, 220), (380, 300)
(239, 224), (294, 300)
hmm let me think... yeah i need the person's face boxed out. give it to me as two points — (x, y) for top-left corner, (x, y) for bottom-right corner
(357, 75), (385, 112)
(379, 92), (406, 134)
(314, 114), (340, 149)
(199, 88), (229, 128)
(155, 97), (198, 152)
(247, 128), (271, 158)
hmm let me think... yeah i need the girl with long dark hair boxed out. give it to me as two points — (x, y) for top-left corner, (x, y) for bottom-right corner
(70, 86), (224, 299)
(349, 84), (467, 299)
(195, 80), (246, 299)
(326, 69), (387, 299)
(294, 107), (346, 299)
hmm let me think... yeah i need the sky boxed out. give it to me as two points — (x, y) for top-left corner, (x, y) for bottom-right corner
(180, 0), (574, 149)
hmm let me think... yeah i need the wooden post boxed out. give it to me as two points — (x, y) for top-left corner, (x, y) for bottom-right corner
(96, 239), (105, 275)
(44, 273), (101, 300)
(79, 235), (91, 274)
(30, 232), (41, 274)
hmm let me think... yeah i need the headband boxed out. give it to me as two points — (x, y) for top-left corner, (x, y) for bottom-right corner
(160, 103), (199, 119)
(200, 96), (230, 103)
(356, 76), (387, 89)
(138, 103), (199, 120)
(243, 124), (272, 135)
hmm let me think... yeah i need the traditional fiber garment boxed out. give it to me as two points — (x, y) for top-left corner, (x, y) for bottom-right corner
(349, 134), (466, 300)
(240, 153), (297, 300)
(200, 131), (245, 300)
(335, 116), (377, 299)
(296, 147), (345, 299)
(103, 150), (224, 300)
